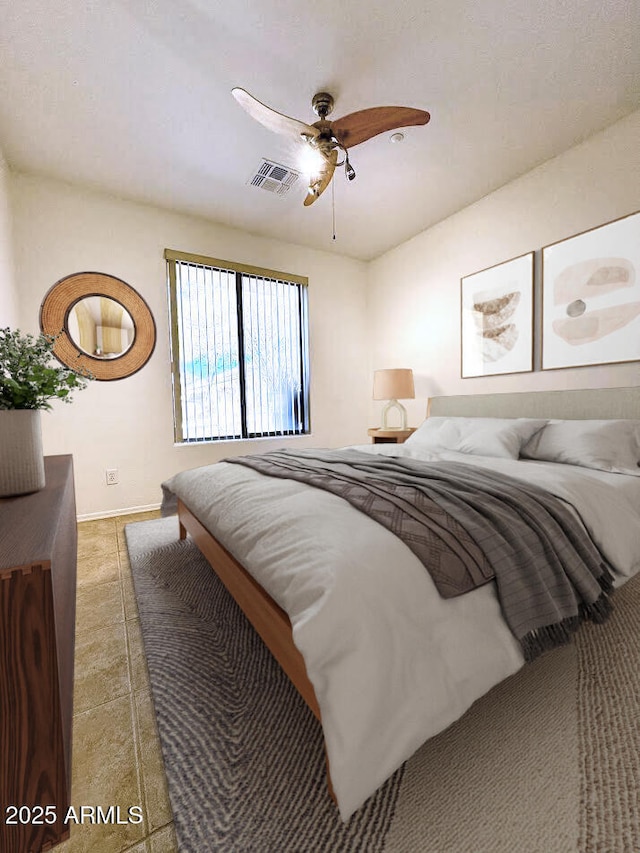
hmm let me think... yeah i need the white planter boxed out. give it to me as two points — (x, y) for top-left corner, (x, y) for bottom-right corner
(0, 409), (46, 497)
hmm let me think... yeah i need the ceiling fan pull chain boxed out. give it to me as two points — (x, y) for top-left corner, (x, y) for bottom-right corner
(332, 179), (336, 241)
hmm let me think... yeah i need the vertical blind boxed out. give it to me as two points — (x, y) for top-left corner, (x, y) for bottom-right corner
(165, 250), (310, 443)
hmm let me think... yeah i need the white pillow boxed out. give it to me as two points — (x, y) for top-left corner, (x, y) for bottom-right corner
(521, 419), (640, 476)
(405, 417), (548, 459)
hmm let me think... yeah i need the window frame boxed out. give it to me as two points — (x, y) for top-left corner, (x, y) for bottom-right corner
(165, 248), (310, 444)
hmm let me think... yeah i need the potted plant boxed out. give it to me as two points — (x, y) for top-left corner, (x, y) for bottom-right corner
(0, 327), (91, 496)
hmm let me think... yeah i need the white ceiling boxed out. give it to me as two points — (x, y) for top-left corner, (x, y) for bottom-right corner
(1, 0), (639, 261)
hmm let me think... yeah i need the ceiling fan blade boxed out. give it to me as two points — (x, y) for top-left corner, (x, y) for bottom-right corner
(303, 150), (338, 206)
(232, 87), (320, 142)
(331, 106), (430, 148)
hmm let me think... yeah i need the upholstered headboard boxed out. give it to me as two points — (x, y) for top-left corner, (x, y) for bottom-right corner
(428, 386), (640, 420)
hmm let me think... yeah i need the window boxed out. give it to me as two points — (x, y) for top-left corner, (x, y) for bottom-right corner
(165, 249), (310, 443)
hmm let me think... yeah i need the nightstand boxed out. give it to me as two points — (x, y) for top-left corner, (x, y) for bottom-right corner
(367, 427), (416, 444)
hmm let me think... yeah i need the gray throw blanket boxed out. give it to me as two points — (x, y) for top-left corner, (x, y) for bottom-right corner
(227, 448), (613, 662)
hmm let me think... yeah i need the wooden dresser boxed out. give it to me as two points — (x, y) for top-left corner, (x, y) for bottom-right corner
(0, 455), (77, 852)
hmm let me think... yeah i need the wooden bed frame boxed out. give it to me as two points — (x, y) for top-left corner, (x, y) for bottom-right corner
(177, 385), (640, 799)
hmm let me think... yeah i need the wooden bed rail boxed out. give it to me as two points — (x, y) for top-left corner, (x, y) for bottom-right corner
(177, 500), (322, 721)
(177, 500), (337, 801)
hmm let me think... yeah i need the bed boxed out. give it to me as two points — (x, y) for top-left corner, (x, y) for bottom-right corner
(162, 386), (640, 820)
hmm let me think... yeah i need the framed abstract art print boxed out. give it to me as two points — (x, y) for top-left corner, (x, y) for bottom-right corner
(461, 252), (534, 378)
(542, 210), (640, 370)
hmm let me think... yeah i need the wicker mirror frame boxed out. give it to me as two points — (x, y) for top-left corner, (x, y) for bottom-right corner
(40, 272), (156, 381)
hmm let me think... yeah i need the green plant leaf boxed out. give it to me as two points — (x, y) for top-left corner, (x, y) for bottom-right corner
(0, 327), (92, 410)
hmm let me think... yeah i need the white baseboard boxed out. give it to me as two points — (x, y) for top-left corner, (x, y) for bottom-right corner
(77, 503), (162, 522)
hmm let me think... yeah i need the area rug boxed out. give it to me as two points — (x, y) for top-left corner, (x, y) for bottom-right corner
(125, 516), (640, 853)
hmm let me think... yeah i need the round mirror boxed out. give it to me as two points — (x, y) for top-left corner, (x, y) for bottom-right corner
(40, 272), (156, 381)
(68, 295), (136, 359)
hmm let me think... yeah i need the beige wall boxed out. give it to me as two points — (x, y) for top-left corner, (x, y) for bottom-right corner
(0, 146), (18, 328)
(10, 174), (369, 517)
(368, 109), (640, 427)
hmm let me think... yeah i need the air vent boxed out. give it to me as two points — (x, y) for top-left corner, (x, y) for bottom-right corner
(247, 159), (301, 197)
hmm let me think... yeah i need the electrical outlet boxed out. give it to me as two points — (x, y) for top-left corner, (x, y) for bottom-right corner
(105, 469), (119, 485)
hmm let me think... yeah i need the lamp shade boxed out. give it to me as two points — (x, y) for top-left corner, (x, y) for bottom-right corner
(373, 368), (415, 400)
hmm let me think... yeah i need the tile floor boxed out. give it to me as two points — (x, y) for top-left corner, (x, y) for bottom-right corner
(56, 510), (178, 853)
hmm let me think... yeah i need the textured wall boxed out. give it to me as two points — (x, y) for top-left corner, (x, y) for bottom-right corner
(368, 109), (640, 426)
(10, 175), (369, 516)
(0, 147), (18, 328)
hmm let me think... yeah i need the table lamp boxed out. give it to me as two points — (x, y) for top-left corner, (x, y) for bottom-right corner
(373, 368), (415, 430)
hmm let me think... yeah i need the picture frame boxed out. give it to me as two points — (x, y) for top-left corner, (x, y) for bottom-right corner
(542, 210), (640, 370)
(460, 252), (534, 378)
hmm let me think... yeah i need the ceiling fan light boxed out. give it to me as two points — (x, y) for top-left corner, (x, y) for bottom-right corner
(299, 145), (326, 180)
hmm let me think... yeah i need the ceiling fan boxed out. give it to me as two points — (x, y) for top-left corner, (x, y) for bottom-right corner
(232, 88), (430, 206)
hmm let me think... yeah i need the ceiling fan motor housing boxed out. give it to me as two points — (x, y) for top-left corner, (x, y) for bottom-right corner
(312, 92), (334, 119)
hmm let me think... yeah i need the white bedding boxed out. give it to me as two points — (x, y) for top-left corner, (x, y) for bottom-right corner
(163, 445), (640, 820)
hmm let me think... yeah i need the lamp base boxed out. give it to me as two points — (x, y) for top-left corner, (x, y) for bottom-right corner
(380, 399), (408, 430)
